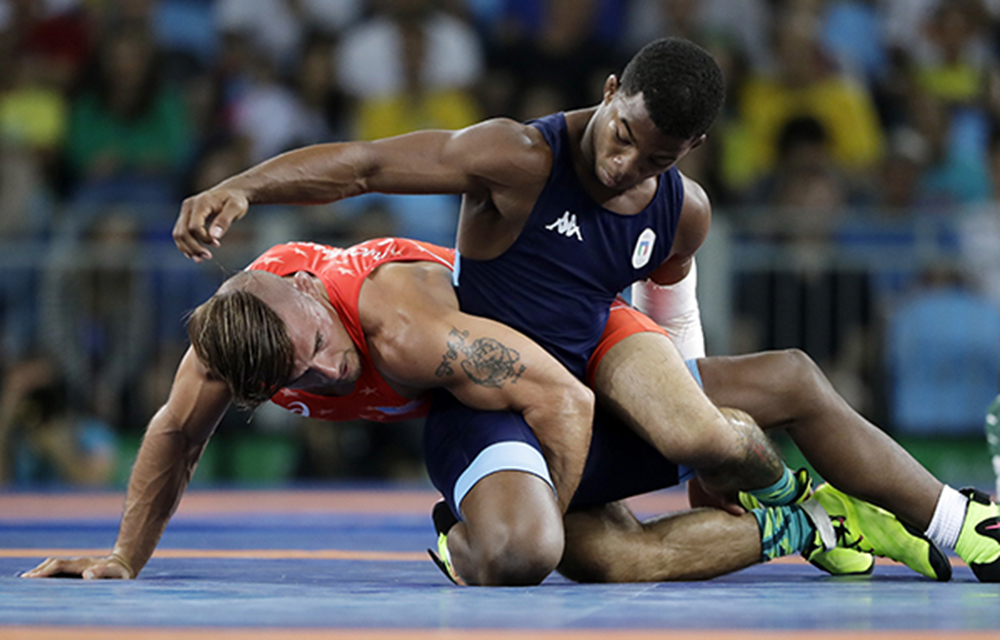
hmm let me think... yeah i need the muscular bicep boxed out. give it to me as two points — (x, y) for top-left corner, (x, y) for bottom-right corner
(387, 308), (577, 415)
(364, 120), (549, 200)
(153, 348), (232, 444)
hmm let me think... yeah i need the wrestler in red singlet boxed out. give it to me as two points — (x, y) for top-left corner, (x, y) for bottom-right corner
(245, 238), (669, 423)
(246, 238), (454, 422)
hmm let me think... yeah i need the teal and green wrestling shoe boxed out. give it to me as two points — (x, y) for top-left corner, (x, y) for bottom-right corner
(955, 488), (1000, 582)
(809, 484), (951, 581)
(427, 500), (465, 586)
(739, 469), (874, 577)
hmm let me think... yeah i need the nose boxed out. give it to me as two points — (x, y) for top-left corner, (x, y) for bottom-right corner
(311, 358), (343, 383)
(611, 154), (640, 183)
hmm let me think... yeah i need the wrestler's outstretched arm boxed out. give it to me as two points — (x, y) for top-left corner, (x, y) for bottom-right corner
(22, 349), (231, 579)
(173, 120), (548, 262)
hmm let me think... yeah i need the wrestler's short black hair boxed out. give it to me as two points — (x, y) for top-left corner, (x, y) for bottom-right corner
(619, 38), (725, 140)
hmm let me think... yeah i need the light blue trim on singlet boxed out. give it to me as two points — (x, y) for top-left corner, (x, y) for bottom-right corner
(685, 358), (703, 387)
(452, 251), (461, 287)
(676, 357), (703, 483)
(453, 441), (555, 517)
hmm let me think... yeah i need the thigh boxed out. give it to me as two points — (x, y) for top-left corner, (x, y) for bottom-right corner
(590, 304), (729, 466)
(694, 352), (804, 429)
(424, 389), (555, 518)
(571, 405), (691, 509)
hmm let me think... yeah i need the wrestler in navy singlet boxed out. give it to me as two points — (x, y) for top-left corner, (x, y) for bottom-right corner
(454, 112), (685, 378)
(425, 112), (694, 517)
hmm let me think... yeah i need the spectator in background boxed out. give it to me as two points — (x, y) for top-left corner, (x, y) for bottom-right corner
(751, 115), (849, 209)
(337, 0), (483, 140)
(230, 45), (330, 164)
(819, 0), (888, 89)
(906, 0), (995, 205)
(0, 53), (64, 237)
(0, 354), (116, 486)
(0, 0), (94, 90)
(295, 34), (349, 143)
(481, 0), (626, 118)
(912, 0), (991, 106)
(908, 91), (991, 205)
(64, 22), (192, 207)
(726, 5), (885, 197)
(622, 0), (772, 72)
(214, 0), (360, 73)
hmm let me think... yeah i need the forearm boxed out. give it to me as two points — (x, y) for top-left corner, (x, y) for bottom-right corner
(219, 143), (373, 205)
(111, 414), (209, 575)
(521, 387), (594, 513)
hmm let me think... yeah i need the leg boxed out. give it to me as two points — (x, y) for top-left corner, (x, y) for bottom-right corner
(593, 330), (784, 495)
(560, 501), (761, 582)
(447, 470), (564, 586)
(424, 390), (564, 586)
(696, 349), (943, 529)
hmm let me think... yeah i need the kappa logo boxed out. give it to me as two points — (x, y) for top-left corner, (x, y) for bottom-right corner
(545, 211), (584, 241)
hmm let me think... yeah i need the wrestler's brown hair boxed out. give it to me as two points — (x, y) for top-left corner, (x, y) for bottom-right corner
(186, 282), (295, 410)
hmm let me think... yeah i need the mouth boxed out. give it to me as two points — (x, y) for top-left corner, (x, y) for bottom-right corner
(597, 166), (615, 188)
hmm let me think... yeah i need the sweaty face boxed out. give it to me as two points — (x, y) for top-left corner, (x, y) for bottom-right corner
(251, 272), (361, 396)
(592, 89), (702, 192)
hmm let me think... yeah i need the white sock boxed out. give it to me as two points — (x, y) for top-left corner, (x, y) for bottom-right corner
(924, 485), (969, 551)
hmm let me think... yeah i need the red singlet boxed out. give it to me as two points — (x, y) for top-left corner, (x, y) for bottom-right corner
(247, 238), (454, 422)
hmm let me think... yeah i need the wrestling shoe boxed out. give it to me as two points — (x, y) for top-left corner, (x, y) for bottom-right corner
(739, 470), (874, 576)
(808, 484), (951, 582)
(954, 488), (1000, 582)
(427, 500), (465, 586)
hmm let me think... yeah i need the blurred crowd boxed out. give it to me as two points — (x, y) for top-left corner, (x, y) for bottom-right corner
(3, 0), (1000, 487)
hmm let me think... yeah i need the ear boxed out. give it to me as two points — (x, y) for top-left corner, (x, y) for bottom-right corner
(602, 75), (619, 104)
(689, 134), (707, 151)
(291, 271), (311, 291)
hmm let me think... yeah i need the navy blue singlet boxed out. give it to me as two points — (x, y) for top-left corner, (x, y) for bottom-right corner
(454, 112), (685, 379)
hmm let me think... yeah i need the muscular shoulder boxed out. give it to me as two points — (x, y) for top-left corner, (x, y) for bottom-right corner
(358, 261), (459, 388)
(676, 173), (711, 253)
(448, 118), (552, 189)
(680, 174), (710, 220)
(360, 262), (456, 342)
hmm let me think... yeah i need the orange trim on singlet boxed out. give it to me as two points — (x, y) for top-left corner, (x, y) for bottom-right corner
(585, 299), (669, 386)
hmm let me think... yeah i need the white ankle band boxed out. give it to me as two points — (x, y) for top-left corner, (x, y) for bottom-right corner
(924, 485), (968, 551)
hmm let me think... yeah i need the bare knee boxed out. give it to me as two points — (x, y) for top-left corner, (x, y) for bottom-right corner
(472, 515), (564, 586)
(766, 349), (834, 418)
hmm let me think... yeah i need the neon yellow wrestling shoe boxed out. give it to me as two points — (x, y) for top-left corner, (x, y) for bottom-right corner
(954, 488), (1000, 582)
(739, 469), (875, 576)
(427, 500), (466, 586)
(808, 484), (951, 581)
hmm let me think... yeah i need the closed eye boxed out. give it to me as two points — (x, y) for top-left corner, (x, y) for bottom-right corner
(615, 125), (630, 146)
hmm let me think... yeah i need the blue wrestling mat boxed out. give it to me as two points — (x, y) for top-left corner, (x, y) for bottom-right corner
(0, 487), (997, 639)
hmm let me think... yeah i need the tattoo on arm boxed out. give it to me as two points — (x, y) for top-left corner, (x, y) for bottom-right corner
(435, 328), (527, 387)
